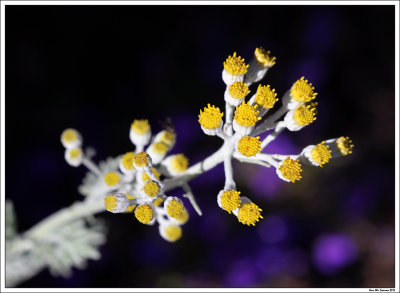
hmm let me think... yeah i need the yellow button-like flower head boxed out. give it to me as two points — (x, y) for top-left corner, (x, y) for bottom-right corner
(142, 180), (160, 198)
(198, 104), (224, 130)
(254, 85), (278, 109)
(131, 119), (150, 135)
(290, 76), (317, 103)
(234, 102), (261, 127)
(135, 204), (155, 224)
(277, 157), (302, 183)
(120, 152), (135, 173)
(293, 104), (317, 126)
(159, 224), (182, 242)
(254, 47), (276, 67)
(336, 136), (354, 155)
(217, 190), (241, 214)
(61, 128), (82, 149)
(165, 197), (184, 219)
(104, 172), (120, 187)
(237, 202), (263, 226)
(223, 52), (249, 75)
(133, 152), (151, 170)
(311, 142), (332, 167)
(237, 136), (261, 157)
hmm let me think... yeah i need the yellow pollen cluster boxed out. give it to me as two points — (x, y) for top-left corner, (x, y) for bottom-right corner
(293, 104), (317, 126)
(62, 129), (78, 143)
(160, 131), (176, 146)
(254, 47), (276, 67)
(223, 52), (249, 75)
(104, 194), (117, 212)
(234, 102), (261, 127)
(255, 85), (278, 109)
(237, 136), (261, 157)
(69, 148), (81, 159)
(131, 119), (150, 135)
(311, 142), (332, 167)
(166, 200), (184, 218)
(152, 142), (169, 155)
(279, 158), (302, 183)
(142, 168), (161, 182)
(143, 181), (159, 197)
(104, 172), (120, 186)
(171, 154), (189, 172)
(121, 152), (135, 170)
(135, 204), (153, 224)
(153, 197), (164, 207)
(291, 77), (318, 102)
(164, 225), (182, 242)
(198, 104), (224, 129)
(305, 101), (318, 115)
(336, 136), (354, 155)
(175, 208), (189, 224)
(238, 203), (263, 226)
(134, 152), (149, 167)
(220, 190), (241, 213)
(229, 81), (250, 99)
(125, 194), (136, 213)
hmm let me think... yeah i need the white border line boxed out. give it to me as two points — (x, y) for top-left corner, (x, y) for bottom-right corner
(0, 1), (398, 292)
(0, 0), (399, 5)
(395, 1), (399, 291)
(0, 289), (389, 293)
(1, 0), (6, 291)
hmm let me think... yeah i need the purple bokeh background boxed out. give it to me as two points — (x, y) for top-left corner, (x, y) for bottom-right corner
(5, 5), (395, 288)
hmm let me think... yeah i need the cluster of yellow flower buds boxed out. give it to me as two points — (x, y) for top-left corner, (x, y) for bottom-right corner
(198, 48), (353, 227)
(62, 47), (353, 241)
(62, 119), (192, 242)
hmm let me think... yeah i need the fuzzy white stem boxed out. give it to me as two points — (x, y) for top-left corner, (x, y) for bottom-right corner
(6, 237), (35, 257)
(223, 154), (235, 190)
(162, 144), (226, 192)
(224, 103), (234, 136)
(260, 122), (286, 149)
(251, 104), (288, 136)
(135, 144), (144, 153)
(9, 141), (228, 287)
(216, 127), (229, 140)
(122, 172), (135, 183)
(144, 166), (159, 182)
(182, 183), (202, 216)
(155, 208), (169, 226)
(273, 154), (299, 160)
(82, 157), (102, 177)
(257, 154), (279, 168)
(25, 199), (104, 240)
(233, 151), (271, 168)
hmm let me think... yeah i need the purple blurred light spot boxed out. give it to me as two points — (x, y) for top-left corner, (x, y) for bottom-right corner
(248, 133), (298, 198)
(312, 233), (358, 275)
(250, 166), (283, 198)
(343, 182), (378, 219)
(130, 239), (172, 266)
(196, 206), (228, 243)
(262, 132), (298, 154)
(191, 161), (224, 188)
(258, 215), (287, 244)
(255, 247), (286, 276)
(171, 113), (202, 153)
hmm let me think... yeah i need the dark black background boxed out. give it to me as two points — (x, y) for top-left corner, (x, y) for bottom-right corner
(5, 5), (395, 288)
